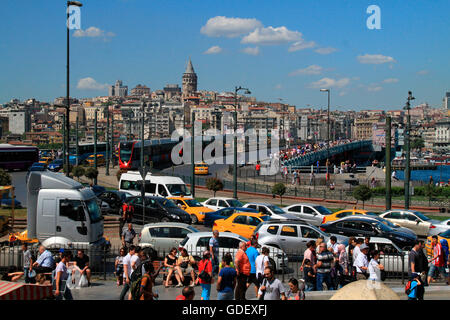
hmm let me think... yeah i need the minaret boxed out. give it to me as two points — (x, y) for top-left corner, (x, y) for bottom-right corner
(182, 57), (198, 98)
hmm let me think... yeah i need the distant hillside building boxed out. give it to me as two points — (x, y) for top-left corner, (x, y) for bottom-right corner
(164, 84), (181, 101)
(130, 84), (150, 97)
(109, 80), (128, 97)
(8, 110), (31, 135)
(182, 58), (197, 98)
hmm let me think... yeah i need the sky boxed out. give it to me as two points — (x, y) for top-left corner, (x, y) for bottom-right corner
(0, 0), (449, 110)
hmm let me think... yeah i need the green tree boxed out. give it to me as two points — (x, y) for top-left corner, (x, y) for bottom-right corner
(85, 167), (99, 185)
(72, 166), (85, 181)
(206, 177), (224, 197)
(272, 183), (287, 205)
(411, 138), (424, 150)
(424, 184), (439, 204)
(353, 185), (372, 209)
(0, 168), (12, 186)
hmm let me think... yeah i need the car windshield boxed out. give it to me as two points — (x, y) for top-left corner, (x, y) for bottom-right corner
(439, 229), (450, 238)
(366, 212), (378, 216)
(166, 184), (191, 196)
(228, 199), (243, 207)
(410, 211), (430, 221)
(376, 221), (392, 232)
(267, 205), (285, 214)
(314, 206), (332, 215)
(84, 198), (102, 223)
(187, 225), (200, 233)
(157, 198), (178, 209)
(375, 217), (398, 228)
(185, 199), (202, 207)
(30, 166), (46, 171)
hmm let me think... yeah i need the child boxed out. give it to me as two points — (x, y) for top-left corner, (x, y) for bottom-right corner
(302, 259), (316, 291)
(406, 273), (421, 300)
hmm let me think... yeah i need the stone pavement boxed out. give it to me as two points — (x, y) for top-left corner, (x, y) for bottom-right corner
(70, 278), (450, 300)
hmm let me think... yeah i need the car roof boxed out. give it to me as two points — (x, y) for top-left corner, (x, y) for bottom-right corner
(143, 222), (194, 229)
(205, 197), (237, 201)
(328, 216), (381, 223)
(286, 203), (323, 207)
(168, 196), (194, 200)
(245, 202), (276, 206)
(186, 231), (246, 239)
(260, 219), (309, 226)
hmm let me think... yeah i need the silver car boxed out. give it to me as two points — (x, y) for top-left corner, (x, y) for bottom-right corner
(428, 219), (450, 236)
(243, 202), (301, 221)
(379, 210), (440, 237)
(138, 222), (199, 256)
(283, 203), (333, 226)
(254, 220), (348, 255)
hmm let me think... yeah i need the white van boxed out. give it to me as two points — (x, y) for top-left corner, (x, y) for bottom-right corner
(119, 171), (191, 198)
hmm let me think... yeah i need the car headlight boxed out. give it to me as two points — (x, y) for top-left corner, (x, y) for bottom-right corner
(170, 214), (181, 219)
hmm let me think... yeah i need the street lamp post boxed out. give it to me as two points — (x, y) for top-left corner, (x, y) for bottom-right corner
(404, 91), (415, 209)
(320, 88), (331, 181)
(111, 106), (115, 168)
(94, 108), (98, 185)
(191, 111), (195, 198)
(76, 115), (79, 166)
(233, 86), (251, 199)
(66, 1), (83, 177)
(105, 106), (110, 176)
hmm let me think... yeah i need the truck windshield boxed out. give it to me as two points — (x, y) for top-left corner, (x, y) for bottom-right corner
(167, 184), (191, 196)
(85, 198), (102, 223)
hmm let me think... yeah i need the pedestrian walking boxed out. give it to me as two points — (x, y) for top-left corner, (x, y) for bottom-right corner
(22, 243), (35, 284)
(255, 247), (270, 286)
(315, 243), (335, 291)
(197, 250), (213, 300)
(209, 230), (220, 276)
(216, 254), (237, 300)
(406, 273), (422, 300)
(255, 162), (261, 176)
(54, 251), (73, 300)
(257, 266), (287, 300)
(138, 261), (158, 300)
(354, 244), (370, 280)
(122, 223), (136, 248)
(246, 238), (260, 296)
(427, 236), (449, 285)
(115, 247), (126, 286)
(120, 245), (135, 300)
(302, 259), (316, 291)
(368, 250), (384, 282)
(235, 241), (251, 300)
(337, 244), (349, 287)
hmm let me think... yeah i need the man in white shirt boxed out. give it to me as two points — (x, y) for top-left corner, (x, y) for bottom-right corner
(354, 244), (370, 280)
(119, 245), (136, 300)
(255, 247), (270, 285)
(328, 236), (339, 255)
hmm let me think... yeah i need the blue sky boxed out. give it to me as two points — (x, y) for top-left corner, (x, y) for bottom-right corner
(0, 0), (449, 110)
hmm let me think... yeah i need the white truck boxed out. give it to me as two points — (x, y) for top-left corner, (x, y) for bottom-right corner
(27, 171), (109, 250)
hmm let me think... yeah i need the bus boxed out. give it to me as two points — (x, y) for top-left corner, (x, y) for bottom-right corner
(68, 142), (108, 165)
(0, 144), (39, 171)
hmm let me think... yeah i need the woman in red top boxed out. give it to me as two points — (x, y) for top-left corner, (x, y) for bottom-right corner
(197, 250), (213, 300)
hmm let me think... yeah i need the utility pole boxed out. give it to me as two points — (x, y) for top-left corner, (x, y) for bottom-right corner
(76, 116), (79, 166)
(140, 102), (146, 225)
(105, 106), (110, 176)
(94, 108), (98, 185)
(385, 115), (392, 210)
(404, 91), (414, 209)
(191, 111), (195, 198)
(111, 106), (115, 168)
(62, 114), (66, 167)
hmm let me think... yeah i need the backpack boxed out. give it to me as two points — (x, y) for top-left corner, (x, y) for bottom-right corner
(405, 280), (415, 295)
(130, 277), (143, 300)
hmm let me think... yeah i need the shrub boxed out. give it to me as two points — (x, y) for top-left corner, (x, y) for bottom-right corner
(353, 185), (372, 209)
(272, 183), (287, 205)
(72, 166), (85, 181)
(85, 167), (99, 184)
(0, 169), (12, 186)
(206, 178), (224, 197)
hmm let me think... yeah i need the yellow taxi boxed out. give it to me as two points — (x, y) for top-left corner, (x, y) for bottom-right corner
(322, 209), (379, 224)
(38, 157), (52, 165)
(86, 154), (105, 166)
(425, 230), (450, 257)
(168, 196), (213, 224)
(194, 162), (209, 175)
(212, 212), (270, 239)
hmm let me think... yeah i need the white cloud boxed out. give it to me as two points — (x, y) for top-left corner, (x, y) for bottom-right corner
(241, 46), (260, 55)
(367, 86), (383, 92)
(383, 78), (399, 83)
(417, 70), (429, 75)
(357, 54), (396, 64)
(289, 65), (323, 76)
(241, 26), (303, 45)
(315, 47), (337, 55)
(77, 77), (108, 90)
(200, 16), (262, 38)
(73, 26), (116, 39)
(309, 77), (350, 89)
(288, 40), (317, 52)
(203, 46), (222, 54)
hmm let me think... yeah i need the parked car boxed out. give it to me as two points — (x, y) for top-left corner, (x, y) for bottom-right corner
(379, 210), (440, 238)
(322, 209), (379, 224)
(283, 203), (333, 226)
(425, 229), (450, 257)
(202, 197), (244, 211)
(98, 190), (133, 215)
(167, 197), (213, 224)
(179, 231), (288, 273)
(86, 154), (105, 166)
(125, 196), (192, 224)
(47, 159), (64, 172)
(204, 207), (259, 227)
(138, 222), (200, 257)
(242, 203), (301, 221)
(0, 197), (22, 208)
(194, 162), (209, 175)
(320, 216), (417, 250)
(212, 212), (270, 239)
(427, 219), (450, 237)
(254, 220), (348, 255)
(38, 157), (52, 166)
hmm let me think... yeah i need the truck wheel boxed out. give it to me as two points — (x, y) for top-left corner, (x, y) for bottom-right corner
(190, 215), (198, 224)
